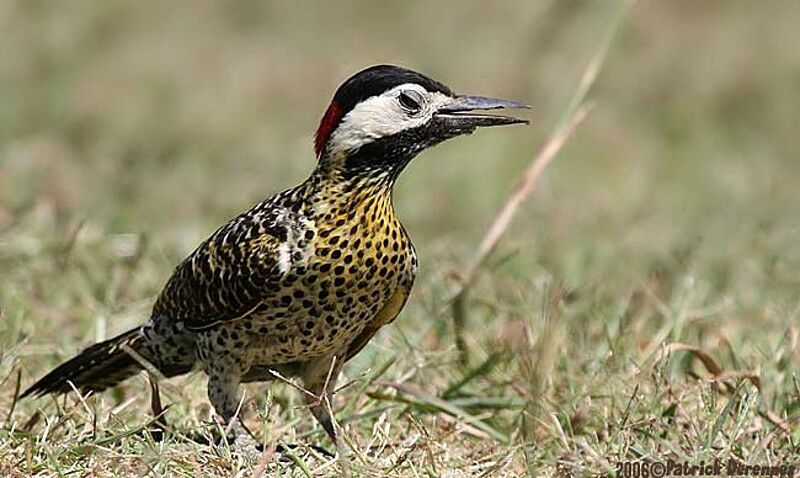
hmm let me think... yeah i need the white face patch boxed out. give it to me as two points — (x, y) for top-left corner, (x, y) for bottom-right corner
(326, 83), (452, 155)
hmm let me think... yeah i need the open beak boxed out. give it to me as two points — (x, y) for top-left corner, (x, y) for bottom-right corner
(436, 95), (530, 128)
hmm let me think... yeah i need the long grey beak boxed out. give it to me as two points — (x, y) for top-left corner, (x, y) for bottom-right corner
(436, 95), (531, 127)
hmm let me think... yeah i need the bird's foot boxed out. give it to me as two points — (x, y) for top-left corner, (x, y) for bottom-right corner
(258, 442), (335, 459)
(152, 420), (336, 463)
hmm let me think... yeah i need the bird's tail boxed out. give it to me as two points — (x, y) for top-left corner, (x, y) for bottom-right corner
(21, 328), (147, 399)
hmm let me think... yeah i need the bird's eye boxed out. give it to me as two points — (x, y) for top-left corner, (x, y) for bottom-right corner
(398, 90), (423, 113)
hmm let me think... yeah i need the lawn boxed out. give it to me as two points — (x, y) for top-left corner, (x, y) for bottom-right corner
(1, 1), (798, 476)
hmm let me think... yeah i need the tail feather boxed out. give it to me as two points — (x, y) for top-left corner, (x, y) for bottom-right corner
(21, 328), (145, 399)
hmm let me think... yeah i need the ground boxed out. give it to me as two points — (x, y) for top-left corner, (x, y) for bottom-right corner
(1, 1), (799, 476)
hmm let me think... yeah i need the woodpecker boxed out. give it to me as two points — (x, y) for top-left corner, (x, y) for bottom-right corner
(22, 65), (528, 443)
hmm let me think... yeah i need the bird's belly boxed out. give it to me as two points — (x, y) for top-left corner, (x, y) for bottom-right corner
(243, 249), (416, 366)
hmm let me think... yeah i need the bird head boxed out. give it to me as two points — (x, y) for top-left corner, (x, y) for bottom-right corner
(313, 65), (529, 182)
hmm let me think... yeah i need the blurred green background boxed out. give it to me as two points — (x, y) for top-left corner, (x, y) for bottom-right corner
(3, 0), (800, 376)
(2, 0), (799, 473)
(3, 0), (799, 272)
(2, 0), (799, 373)
(0, 0), (800, 272)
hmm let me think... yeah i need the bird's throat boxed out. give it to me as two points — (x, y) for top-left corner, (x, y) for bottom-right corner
(307, 164), (397, 225)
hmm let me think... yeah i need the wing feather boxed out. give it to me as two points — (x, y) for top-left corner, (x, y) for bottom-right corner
(152, 202), (309, 331)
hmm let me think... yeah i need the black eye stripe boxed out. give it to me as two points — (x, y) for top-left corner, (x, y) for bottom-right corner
(398, 91), (422, 111)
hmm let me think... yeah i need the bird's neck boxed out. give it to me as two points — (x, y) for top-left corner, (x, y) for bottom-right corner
(306, 158), (398, 223)
(315, 137), (419, 185)
(310, 146), (407, 193)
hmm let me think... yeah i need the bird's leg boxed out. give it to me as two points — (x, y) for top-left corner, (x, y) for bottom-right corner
(301, 354), (351, 474)
(302, 354), (344, 444)
(208, 371), (240, 424)
(204, 360), (258, 449)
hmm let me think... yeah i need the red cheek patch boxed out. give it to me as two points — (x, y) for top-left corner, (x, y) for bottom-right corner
(314, 101), (344, 157)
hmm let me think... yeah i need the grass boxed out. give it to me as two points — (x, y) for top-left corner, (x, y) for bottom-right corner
(2, 0), (800, 476)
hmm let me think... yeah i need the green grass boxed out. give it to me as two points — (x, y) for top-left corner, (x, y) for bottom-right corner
(2, 1), (799, 476)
